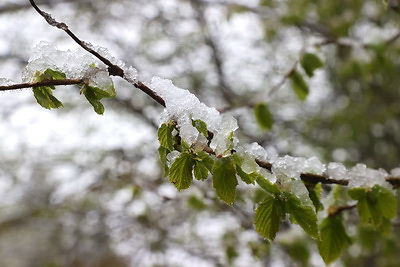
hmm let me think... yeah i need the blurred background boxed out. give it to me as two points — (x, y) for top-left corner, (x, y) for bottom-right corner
(0, 0), (400, 266)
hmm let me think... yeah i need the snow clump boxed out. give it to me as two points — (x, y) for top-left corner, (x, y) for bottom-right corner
(151, 76), (238, 156)
(347, 163), (389, 188)
(22, 41), (96, 82)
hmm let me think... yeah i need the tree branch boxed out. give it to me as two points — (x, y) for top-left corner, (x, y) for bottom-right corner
(26, 0), (400, 190)
(28, 0), (165, 107)
(0, 79), (84, 91)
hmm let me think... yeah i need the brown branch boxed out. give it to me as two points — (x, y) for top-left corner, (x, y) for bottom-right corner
(28, 0), (165, 107)
(0, 79), (84, 91)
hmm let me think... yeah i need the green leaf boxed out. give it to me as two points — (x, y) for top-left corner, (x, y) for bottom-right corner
(256, 175), (281, 195)
(236, 165), (257, 184)
(212, 157), (238, 205)
(80, 73), (116, 115)
(158, 146), (169, 176)
(194, 161), (209, 181)
(158, 123), (175, 151)
(318, 216), (351, 264)
(195, 152), (214, 171)
(285, 193), (319, 239)
(301, 53), (323, 77)
(254, 102), (274, 130)
(192, 119), (208, 138)
(289, 70), (309, 101)
(187, 195), (206, 211)
(254, 194), (283, 240)
(43, 69), (67, 80)
(307, 183), (324, 212)
(169, 152), (195, 191)
(372, 185), (398, 219)
(348, 186), (396, 227)
(33, 86), (63, 109)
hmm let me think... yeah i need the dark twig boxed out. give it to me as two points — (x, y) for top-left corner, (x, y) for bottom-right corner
(0, 79), (84, 91)
(28, 0), (165, 107)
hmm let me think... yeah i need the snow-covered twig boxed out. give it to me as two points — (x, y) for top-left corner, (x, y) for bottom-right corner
(28, 0), (166, 107)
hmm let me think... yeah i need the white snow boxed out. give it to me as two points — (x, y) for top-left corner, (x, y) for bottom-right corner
(123, 66), (138, 83)
(22, 41), (96, 82)
(151, 77), (238, 156)
(347, 163), (389, 188)
(326, 162), (347, 180)
(243, 142), (269, 162)
(272, 155), (306, 180)
(390, 167), (400, 177)
(0, 78), (14, 86)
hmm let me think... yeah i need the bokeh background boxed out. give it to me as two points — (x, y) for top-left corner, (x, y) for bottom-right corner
(1, 0), (400, 266)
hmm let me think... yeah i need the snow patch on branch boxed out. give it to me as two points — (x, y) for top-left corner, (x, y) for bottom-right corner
(22, 41), (96, 82)
(151, 76), (238, 156)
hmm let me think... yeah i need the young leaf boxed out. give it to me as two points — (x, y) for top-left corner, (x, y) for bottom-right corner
(169, 152), (195, 191)
(289, 70), (309, 101)
(43, 69), (67, 80)
(192, 119), (209, 138)
(254, 102), (274, 130)
(301, 53), (323, 77)
(212, 157), (238, 205)
(194, 161), (209, 181)
(236, 165), (257, 184)
(372, 185), (398, 219)
(349, 187), (386, 227)
(285, 193), (319, 239)
(256, 175), (281, 195)
(81, 85), (105, 115)
(318, 216), (351, 264)
(306, 183), (324, 212)
(158, 146), (169, 176)
(193, 151), (214, 171)
(158, 123), (175, 151)
(33, 86), (63, 109)
(254, 194), (283, 240)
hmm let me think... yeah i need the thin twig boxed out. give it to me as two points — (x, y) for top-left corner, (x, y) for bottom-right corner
(28, 0), (165, 107)
(0, 79), (84, 91)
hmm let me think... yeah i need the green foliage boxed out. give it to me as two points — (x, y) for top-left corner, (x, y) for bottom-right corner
(306, 183), (324, 212)
(256, 175), (281, 195)
(192, 119), (209, 138)
(254, 194), (284, 240)
(187, 195), (206, 211)
(254, 102), (274, 130)
(32, 69), (66, 109)
(235, 165), (257, 184)
(301, 53), (323, 77)
(285, 193), (319, 239)
(289, 70), (309, 101)
(168, 152), (195, 191)
(212, 157), (238, 205)
(158, 123), (175, 151)
(318, 216), (351, 264)
(349, 185), (398, 227)
(80, 72), (116, 115)
(158, 146), (169, 176)
(33, 86), (63, 109)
